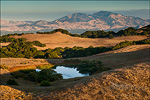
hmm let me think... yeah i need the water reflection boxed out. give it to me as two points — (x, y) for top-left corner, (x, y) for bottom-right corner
(36, 66), (89, 79)
(35, 69), (41, 72)
(54, 66), (89, 79)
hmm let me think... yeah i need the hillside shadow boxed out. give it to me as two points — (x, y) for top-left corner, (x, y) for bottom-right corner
(0, 67), (90, 96)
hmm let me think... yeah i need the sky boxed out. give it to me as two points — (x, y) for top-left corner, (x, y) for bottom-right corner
(1, 1), (150, 21)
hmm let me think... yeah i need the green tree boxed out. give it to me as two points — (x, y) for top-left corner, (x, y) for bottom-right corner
(108, 34), (113, 39)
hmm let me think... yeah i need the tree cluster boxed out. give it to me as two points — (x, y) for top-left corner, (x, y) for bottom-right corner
(11, 69), (62, 83)
(62, 60), (111, 75)
(112, 39), (150, 50)
(0, 38), (45, 58)
(1, 36), (150, 59)
(81, 30), (115, 38)
(62, 46), (111, 58)
(76, 60), (110, 75)
(32, 41), (46, 47)
(36, 25), (150, 39)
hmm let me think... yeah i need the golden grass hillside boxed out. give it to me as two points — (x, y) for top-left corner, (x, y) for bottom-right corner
(77, 44), (150, 69)
(1, 44), (149, 69)
(1, 62), (149, 100)
(0, 85), (32, 100)
(43, 62), (150, 100)
(10, 32), (148, 50)
(0, 45), (149, 99)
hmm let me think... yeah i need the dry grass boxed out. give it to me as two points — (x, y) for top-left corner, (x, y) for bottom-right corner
(0, 62), (150, 100)
(42, 62), (150, 100)
(71, 45), (150, 69)
(0, 58), (49, 68)
(1, 44), (149, 70)
(0, 45), (150, 100)
(1, 62), (149, 100)
(0, 42), (11, 48)
(0, 85), (33, 100)
(10, 32), (148, 50)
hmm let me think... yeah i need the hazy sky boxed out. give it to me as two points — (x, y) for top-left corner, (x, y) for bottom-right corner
(1, 1), (150, 21)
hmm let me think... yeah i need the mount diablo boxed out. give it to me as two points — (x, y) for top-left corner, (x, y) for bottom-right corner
(1, 11), (149, 34)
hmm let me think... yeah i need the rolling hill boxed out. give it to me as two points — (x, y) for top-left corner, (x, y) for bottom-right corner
(8, 32), (148, 50)
(0, 24), (150, 99)
(0, 45), (150, 99)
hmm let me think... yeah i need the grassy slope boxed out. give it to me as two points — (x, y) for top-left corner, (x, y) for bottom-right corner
(0, 85), (33, 100)
(9, 32), (148, 50)
(1, 62), (149, 100)
(46, 62), (150, 100)
(1, 44), (149, 69)
(76, 44), (150, 69)
(0, 44), (150, 99)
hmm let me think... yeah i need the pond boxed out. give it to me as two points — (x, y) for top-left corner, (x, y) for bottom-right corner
(36, 66), (89, 79)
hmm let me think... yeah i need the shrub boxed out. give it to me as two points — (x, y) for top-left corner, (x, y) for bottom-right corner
(0, 65), (8, 69)
(136, 39), (150, 44)
(108, 34), (114, 39)
(40, 81), (51, 86)
(38, 69), (63, 82)
(28, 72), (38, 82)
(11, 68), (63, 83)
(19, 69), (35, 74)
(32, 41), (46, 47)
(76, 60), (108, 75)
(6, 79), (19, 85)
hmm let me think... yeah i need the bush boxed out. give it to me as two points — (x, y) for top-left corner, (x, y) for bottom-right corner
(6, 79), (19, 85)
(38, 69), (63, 82)
(28, 72), (39, 82)
(32, 41), (46, 47)
(40, 81), (51, 86)
(0, 65), (8, 69)
(76, 60), (108, 75)
(108, 34), (114, 39)
(11, 68), (63, 83)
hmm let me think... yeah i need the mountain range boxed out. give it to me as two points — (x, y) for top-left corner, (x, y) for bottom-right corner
(1, 11), (149, 34)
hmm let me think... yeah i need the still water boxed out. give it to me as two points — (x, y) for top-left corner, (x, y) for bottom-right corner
(53, 66), (89, 79)
(36, 66), (89, 79)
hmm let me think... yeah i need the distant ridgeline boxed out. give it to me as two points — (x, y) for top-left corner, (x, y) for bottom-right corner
(0, 25), (150, 58)
(36, 25), (150, 38)
(2, 25), (150, 38)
